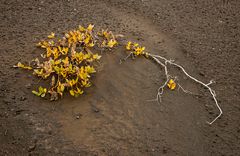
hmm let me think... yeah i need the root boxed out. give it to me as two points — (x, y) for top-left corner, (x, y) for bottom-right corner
(124, 52), (222, 124)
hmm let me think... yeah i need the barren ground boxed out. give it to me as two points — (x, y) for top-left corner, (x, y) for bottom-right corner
(0, 0), (240, 155)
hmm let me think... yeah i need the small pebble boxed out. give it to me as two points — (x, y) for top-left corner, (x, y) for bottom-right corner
(20, 96), (27, 101)
(28, 144), (36, 152)
(25, 83), (31, 89)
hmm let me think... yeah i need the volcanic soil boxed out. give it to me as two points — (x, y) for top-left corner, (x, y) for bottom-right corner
(0, 0), (239, 155)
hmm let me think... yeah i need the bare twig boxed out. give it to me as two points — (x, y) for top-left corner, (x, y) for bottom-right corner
(123, 52), (222, 124)
(149, 53), (222, 124)
(177, 83), (200, 96)
(119, 52), (135, 64)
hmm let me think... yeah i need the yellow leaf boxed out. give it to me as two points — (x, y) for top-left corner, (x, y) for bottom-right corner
(107, 39), (117, 48)
(103, 31), (109, 38)
(61, 71), (67, 78)
(52, 47), (59, 59)
(66, 77), (78, 87)
(49, 40), (55, 45)
(82, 80), (91, 87)
(34, 69), (43, 75)
(62, 47), (69, 55)
(15, 62), (32, 70)
(167, 79), (176, 90)
(48, 32), (55, 39)
(53, 66), (60, 73)
(101, 40), (106, 46)
(84, 35), (90, 44)
(69, 90), (75, 96)
(77, 33), (83, 41)
(37, 41), (49, 48)
(141, 47), (145, 51)
(54, 59), (61, 65)
(79, 25), (85, 32)
(126, 41), (132, 50)
(65, 33), (70, 38)
(88, 42), (95, 47)
(134, 46), (145, 56)
(32, 90), (41, 96)
(85, 65), (96, 73)
(69, 31), (74, 36)
(87, 24), (94, 31)
(83, 53), (91, 60)
(93, 54), (101, 60)
(46, 47), (52, 57)
(57, 82), (65, 96)
(60, 85), (65, 92)
(62, 57), (69, 67)
(76, 87), (84, 95)
(32, 86), (47, 97)
(72, 35), (77, 43)
(133, 43), (139, 47)
(78, 72), (88, 80)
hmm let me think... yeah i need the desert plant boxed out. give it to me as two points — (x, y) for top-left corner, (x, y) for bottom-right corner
(14, 24), (222, 124)
(14, 24), (118, 100)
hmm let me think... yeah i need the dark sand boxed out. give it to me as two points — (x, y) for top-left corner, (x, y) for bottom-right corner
(0, 0), (239, 155)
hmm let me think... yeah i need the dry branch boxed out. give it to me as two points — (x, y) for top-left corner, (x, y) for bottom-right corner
(123, 52), (222, 124)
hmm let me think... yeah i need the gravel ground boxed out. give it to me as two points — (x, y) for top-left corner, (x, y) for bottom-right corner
(0, 0), (239, 155)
